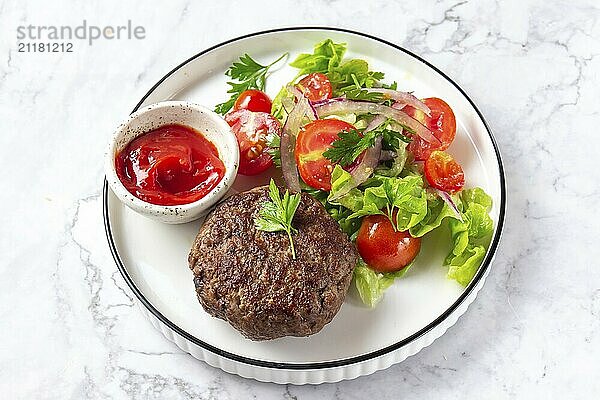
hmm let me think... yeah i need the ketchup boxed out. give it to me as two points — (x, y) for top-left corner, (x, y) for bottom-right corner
(115, 124), (225, 206)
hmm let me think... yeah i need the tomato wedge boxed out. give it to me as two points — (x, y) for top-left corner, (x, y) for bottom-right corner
(404, 97), (456, 161)
(356, 214), (421, 273)
(295, 119), (354, 191)
(225, 109), (282, 176)
(233, 90), (273, 113)
(424, 151), (465, 193)
(296, 73), (333, 103)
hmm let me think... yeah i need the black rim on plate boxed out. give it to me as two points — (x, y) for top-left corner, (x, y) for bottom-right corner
(103, 27), (506, 370)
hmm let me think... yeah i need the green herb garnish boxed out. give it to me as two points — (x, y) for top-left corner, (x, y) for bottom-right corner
(379, 128), (412, 151)
(254, 179), (301, 259)
(215, 53), (288, 115)
(323, 119), (411, 166)
(338, 84), (384, 102)
(265, 131), (281, 167)
(323, 129), (377, 166)
(289, 40), (386, 97)
(328, 60), (385, 94)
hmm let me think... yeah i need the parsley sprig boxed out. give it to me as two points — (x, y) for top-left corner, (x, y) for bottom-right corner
(323, 119), (412, 166)
(338, 74), (384, 102)
(323, 129), (376, 166)
(265, 131), (281, 167)
(380, 123), (413, 151)
(215, 52), (288, 115)
(254, 179), (301, 259)
(339, 85), (384, 102)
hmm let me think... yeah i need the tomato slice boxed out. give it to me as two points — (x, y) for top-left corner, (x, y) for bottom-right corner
(296, 73), (333, 102)
(404, 97), (456, 161)
(295, 119), (354, 191)
(356, 214), (421, 273)
(233, 90), (273, 113)
(225, 109), (282, 176)
(424, 151), (465, 193)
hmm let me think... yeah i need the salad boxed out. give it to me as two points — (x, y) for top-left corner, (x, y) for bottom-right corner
(215, 39), (494, 307)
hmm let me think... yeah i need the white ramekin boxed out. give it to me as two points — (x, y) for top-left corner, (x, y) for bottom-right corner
(104, 101), (239, 224)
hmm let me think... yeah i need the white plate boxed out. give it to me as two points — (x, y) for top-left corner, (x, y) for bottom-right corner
(103, 27), (506, 384)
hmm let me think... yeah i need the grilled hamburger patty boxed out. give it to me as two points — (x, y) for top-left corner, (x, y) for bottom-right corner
(188, 185), (358, 340)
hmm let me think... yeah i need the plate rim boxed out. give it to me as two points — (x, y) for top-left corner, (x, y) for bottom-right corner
(103, 26), (506, 370)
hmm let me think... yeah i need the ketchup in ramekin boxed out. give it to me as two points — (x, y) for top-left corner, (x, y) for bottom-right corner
(115, 124), (225, 206)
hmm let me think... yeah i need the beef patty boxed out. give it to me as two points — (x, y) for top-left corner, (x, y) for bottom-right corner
(188, 185), (358, 340)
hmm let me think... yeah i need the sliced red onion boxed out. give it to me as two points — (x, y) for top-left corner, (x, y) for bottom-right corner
(436, 189), (463, 221)
(391, 101), (406, 110)
(328, 115), (388, 200)
(380, 150), (397, 161)
(286, 84), (318, 119)
(280, 95), (314, 192)
(286, 84), (303, 99)
(365, 114), (387, 132)
(365, 88), (431, 116)
(311, 96), (346, 107)
(329, 136), (382, 201)
(307, 102), (318, 120)
(281, 96), (295, 114)
(314, 100), (440, 146)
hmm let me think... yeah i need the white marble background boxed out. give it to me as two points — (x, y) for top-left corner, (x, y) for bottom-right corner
(1, 0), (599, 398)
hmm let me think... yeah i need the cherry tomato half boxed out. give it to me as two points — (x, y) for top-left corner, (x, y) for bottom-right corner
(233, 90), (273, 113)
(295, 119), (355, 191)
(404, 97), (456, 161)
(424, 150), (465, 193)
(225, 109), (282, 176)
(356, 214), (421, 273)
(296, 73), (333, 103)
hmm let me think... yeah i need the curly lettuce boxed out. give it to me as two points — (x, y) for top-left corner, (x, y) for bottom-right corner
(328, 166), (428, 232)
(354, 259), (413, 307)
(289, 39), (346, 76)
(272, 38), (387, 122)
(328, 169), (495, 303)
(444, 188), (494, 286)
(409, 193), (458, 237)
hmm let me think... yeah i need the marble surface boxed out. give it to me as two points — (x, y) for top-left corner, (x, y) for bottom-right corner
(1, 0), (599, 398)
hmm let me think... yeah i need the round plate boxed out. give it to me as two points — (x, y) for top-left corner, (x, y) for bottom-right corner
(103, 27), (506, 384)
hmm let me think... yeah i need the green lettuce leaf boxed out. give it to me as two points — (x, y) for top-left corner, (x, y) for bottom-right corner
(462, 187), (493, 211)
(289, 39), (384, 98)
(301, 178), (361, 238)
(328, 167), (428, 232)
(300, 184), (328, 205)
(353, 260), (413, 307)
(271, 85), (294, 123)
(327, 165), (364, 212)
(444, 188), (494, 286)
(446, 245), (487, 286)
(327, 206), (362, 239)
(376, 142), (408, 178)
(328, 59), (384, 93)
(289, 39), (346, 76)
(465, 203), (494, 243)
(409, 193), (459, 237)
(385, 176), (428, 231)
(352, 176), (427, 231)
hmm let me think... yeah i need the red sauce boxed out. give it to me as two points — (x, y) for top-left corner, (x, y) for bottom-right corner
(115, 124), (225, 206)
